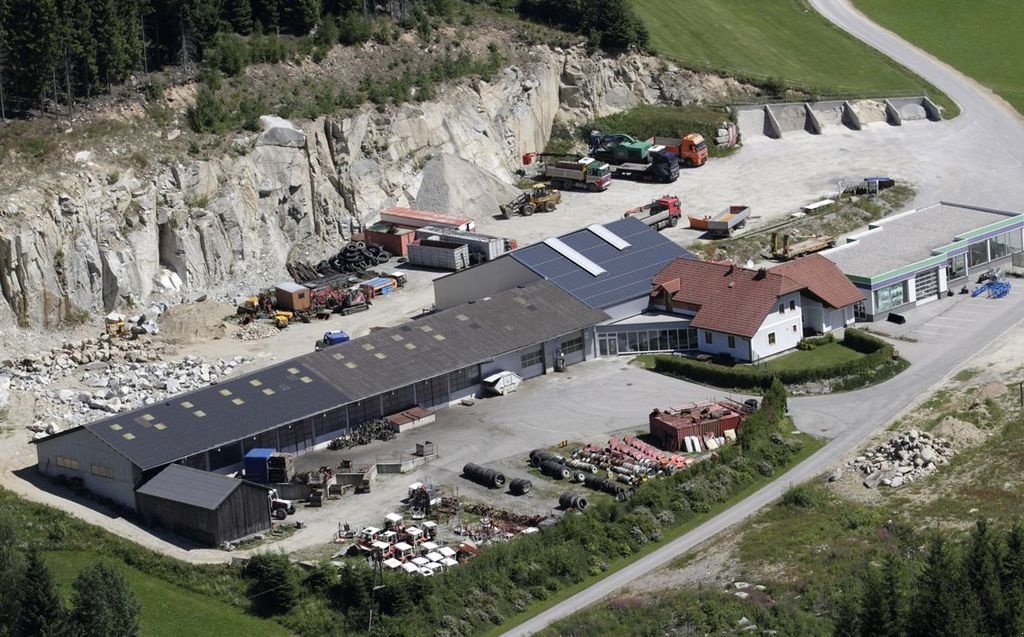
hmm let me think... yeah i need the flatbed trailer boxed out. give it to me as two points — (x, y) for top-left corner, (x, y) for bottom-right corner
(688, 206), (751, 237)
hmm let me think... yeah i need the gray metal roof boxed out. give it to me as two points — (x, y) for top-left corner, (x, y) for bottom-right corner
(84, 281), (607, 470)
(823, 202), (1020, 278)
(135, 464), (249, 510)
(510, 217), (695, 309)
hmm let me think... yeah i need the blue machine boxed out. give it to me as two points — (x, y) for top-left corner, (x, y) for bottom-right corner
(244, 448), (275, 482)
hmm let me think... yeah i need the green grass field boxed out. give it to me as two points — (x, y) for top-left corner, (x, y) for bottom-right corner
(755, 342), (863, 373)
(44, 551), (288, 637)
(854, 0), (1024, 114)
(631, 0), (951, 109)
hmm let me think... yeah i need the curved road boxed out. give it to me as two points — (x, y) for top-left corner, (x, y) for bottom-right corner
(503, 2), (1024, 634)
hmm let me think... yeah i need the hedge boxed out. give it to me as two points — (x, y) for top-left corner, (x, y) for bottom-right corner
(652, 328), (904, 390)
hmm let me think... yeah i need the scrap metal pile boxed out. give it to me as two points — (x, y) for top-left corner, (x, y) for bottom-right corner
(531, 436), (694, 500)
(287, 240), (393, 284)
(456, 502), (548, 541)
(327, 419), (396, 449)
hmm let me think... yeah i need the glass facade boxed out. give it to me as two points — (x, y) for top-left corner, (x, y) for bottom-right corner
(597, 327), (698, 355)
(946, 253), (967, 280)
(969, 241), (990, 267)
(874, 281), (906, 313)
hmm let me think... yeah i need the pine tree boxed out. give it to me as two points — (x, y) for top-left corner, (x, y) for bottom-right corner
(67, 562), (141, 637)
(243, 552), (300, 617)
(284, 0), (321, 33)
(0, 519), (22, 636)
(8, 0), (62, 110)
(858, 557), (906, 637)
(1003, 523), (1024, 637)
(909, 535), (972, 637)
(225, 0), (254, 34)
(967, 519), (1006, 636)
(13, 549), (64, 637)
(0, 0), (9, 119)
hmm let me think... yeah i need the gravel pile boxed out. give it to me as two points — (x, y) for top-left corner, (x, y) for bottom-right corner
(899, 103), (928, 120)
(772, 104), (808, 132)
(234, 322), (279, 341)
(850, 429), (955, 488)
(853, 99), (887, 124)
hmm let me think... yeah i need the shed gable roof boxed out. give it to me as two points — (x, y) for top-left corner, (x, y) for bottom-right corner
(135, 464), (250, 510)
(770, 254), (864, 308)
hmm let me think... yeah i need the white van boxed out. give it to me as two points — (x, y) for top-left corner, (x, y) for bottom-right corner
(481, 371), (523, 396)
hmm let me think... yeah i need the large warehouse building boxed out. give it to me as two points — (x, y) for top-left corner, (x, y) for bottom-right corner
(35, 280), (606, 510)
(822, 202), (1024, 320)
(435, 217), (698, 357)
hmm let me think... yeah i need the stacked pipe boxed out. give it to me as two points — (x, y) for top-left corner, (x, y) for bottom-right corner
(559, 492), (588, 512)
(582, 473), (633, 502)
(509, 478), (532, 496)
(463, 463), (506, 489)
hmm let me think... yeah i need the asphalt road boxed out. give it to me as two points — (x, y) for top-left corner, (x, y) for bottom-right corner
(503, 2), (1024, 634)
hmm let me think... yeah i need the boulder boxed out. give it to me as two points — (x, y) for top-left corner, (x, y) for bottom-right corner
(257, 116), (307, 148)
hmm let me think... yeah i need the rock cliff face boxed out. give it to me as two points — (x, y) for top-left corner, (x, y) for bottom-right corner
(0, 46), (754, 329)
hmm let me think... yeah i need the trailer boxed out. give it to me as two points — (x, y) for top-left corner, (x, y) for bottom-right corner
(589, 133), (679, 183)
(687, 206), (751, 237)
(623, 196), (682, 230)
(768, 232), (836, 260)
(378, 207), (476, 232)
(407, 239), (471, 271)
(415, 225), (516, 264)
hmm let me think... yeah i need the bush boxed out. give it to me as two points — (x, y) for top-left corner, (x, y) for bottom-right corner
(781, 484), (826, 509)
(206, 33), (250, 76)
(187, 87), (232, 133)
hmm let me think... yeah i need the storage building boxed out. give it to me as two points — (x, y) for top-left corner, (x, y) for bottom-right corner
(275, 282), (311, 312)
(822, 202), (1024, 320)
(35, 281), (606, 510)
(134, 464), (271, 546)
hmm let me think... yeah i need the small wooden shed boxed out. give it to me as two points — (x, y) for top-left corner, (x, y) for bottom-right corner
(135, 464), (271, 546)
(275, 282), (311, 312)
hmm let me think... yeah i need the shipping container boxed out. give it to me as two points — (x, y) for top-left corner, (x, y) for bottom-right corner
(407, 240), (471, 271)
(243, 448), (274, 483)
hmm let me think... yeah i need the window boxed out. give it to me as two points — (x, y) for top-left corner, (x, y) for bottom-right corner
(946, 253), (967, 280)
(988, 230), (1022, 261)
(727, 335), (736, 349)
(778, 304), (785, 314)
(768, 332), (776, 345)
(969, 241), (990, 267)
(561, 335), (584, 354)
(874, 281), (906, 313)
(793, 325), (798, 332)
(854, 301), (867, 320)
(704, 331), (713, 344)
(90, 464), (115, 479)
(789, 300), (796, 311)
(520, 347), (544, 368)
(55, 456), (79, 470)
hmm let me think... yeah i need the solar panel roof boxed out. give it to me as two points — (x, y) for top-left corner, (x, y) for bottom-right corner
(510, 217), (695, 309)
(135, 463), (247, 510)
(83, 281), (607, 470)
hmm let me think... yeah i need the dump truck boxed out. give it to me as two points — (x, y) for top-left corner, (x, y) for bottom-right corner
(647, 134), (708, 168)
(687, 206), (751, 237)
(623, 196), (683, 230)
(769, 232), (836, 260)
(589, 132), (680, 183)
(500, 184), (562, 217)
(540, 156), (612, 192)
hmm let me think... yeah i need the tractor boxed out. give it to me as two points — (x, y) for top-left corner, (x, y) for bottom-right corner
(500, 184), (562, 218)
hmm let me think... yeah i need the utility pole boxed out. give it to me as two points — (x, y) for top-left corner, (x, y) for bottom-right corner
(367, 550), (385, 633)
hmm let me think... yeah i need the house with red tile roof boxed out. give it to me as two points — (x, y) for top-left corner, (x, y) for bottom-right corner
(647, 255), (863, 361)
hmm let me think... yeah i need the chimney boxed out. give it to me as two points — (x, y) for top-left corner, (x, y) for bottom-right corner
(754, 267), (767, 280)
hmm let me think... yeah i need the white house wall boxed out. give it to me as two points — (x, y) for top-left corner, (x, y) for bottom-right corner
(750, 292), (804, 360)
(698, 329), (752, 361)
(36, 428), (140, 510)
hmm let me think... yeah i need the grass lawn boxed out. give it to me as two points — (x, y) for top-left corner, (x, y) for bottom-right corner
(43, 551), (288, 637)
(754, 342), (863, 373)
(632, 0), (955, 113)
(855, 0), (1024, 114)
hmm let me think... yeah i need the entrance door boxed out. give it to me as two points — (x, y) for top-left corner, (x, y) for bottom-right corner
(598, 334), (618, 356)
(915, 269), (940, 301)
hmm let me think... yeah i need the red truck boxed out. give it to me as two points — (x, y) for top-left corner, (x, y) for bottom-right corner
(623, 196), (682, 230)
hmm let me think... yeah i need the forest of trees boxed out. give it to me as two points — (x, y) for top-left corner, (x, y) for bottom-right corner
(836, 519), (1024, 637)
(0, 0), (648, 120)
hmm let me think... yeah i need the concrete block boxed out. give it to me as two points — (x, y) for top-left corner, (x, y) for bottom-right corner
(884, 99), (903, 126)
(804, 103), (822, 135)
(762, 105), (783, 139)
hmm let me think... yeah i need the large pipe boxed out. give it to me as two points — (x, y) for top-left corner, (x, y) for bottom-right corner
(559, 492), (588, 512)
(462, 463), (506, 488)
(539, 460), (571, 480)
